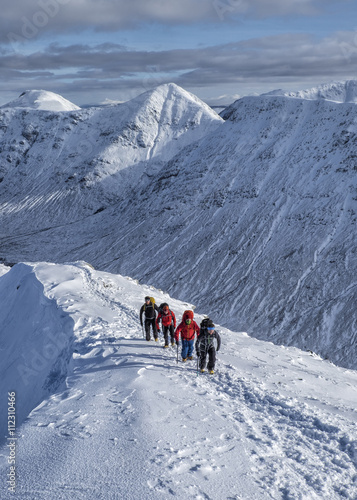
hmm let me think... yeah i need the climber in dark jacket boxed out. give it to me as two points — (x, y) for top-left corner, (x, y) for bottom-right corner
(140, 296), (159, 341)
(195, 318), (221, 374)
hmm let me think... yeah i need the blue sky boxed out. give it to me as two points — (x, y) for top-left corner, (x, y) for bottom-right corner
(1, 0), (357, 107)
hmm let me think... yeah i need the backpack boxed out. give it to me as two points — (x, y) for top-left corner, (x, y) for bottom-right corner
(159, 302), (168, 314)
(200, 318), (215, 334)
(200, 318), (211, 329)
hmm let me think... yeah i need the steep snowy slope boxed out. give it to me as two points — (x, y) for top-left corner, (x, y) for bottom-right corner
(0, 262), (356, 499)
(259, 80), (357, 104)
(123, 95), (357, 370)
(0, 90), (80, 112)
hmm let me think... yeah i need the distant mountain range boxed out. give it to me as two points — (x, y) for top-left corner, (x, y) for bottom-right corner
(260, 79), (357, 103)
(0, 81), (356, 369)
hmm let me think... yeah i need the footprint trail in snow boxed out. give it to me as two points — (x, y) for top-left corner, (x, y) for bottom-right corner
(0, 261), (356, 500)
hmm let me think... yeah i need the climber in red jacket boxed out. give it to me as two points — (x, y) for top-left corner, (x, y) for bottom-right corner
(174, 310), (200, 362)
(156, 303), (176, 347)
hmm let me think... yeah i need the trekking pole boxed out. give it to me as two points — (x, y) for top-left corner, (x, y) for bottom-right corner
(196, 354), (199, 377)
(142, 324), (144, 339)
(176, 342), (179, 364)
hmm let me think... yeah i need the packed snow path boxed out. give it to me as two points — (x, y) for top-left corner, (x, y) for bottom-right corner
(0, 262), (356, 499)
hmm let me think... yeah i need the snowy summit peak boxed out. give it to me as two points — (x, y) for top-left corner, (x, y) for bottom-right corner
(144, 82), (198, 103)
(1, 89), (81, 112)
(131, 82), (221, 121)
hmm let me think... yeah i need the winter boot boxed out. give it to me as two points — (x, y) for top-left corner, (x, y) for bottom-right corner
(182, 358), (187, 362)
(188, 356), (193, 360)
(209, 370), (214, 375)
(200, 369), (205, 373)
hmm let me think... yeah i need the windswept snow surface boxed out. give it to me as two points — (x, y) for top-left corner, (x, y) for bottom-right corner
(0, 262), (356, 499)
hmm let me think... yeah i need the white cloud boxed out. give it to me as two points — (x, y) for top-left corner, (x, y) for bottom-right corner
(1, 30), (357, 105)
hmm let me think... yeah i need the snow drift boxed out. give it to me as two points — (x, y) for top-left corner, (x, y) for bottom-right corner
(0, 263), (74, 443)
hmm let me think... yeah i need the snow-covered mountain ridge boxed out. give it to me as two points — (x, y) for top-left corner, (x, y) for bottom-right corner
(0, 83), (222, 225)
(0, 83), (356, 370)
(259, 79), (357, 104)
(0, 262), (356, 499)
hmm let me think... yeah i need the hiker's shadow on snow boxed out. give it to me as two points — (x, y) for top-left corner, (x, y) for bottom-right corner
(72, 357), (180, 376)
(72, 338), (182, 376)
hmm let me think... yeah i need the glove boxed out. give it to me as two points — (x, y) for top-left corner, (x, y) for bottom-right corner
(175, 340), (179, 346)
(157, 329), (161, 333)
(216, 348), (220, 352)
